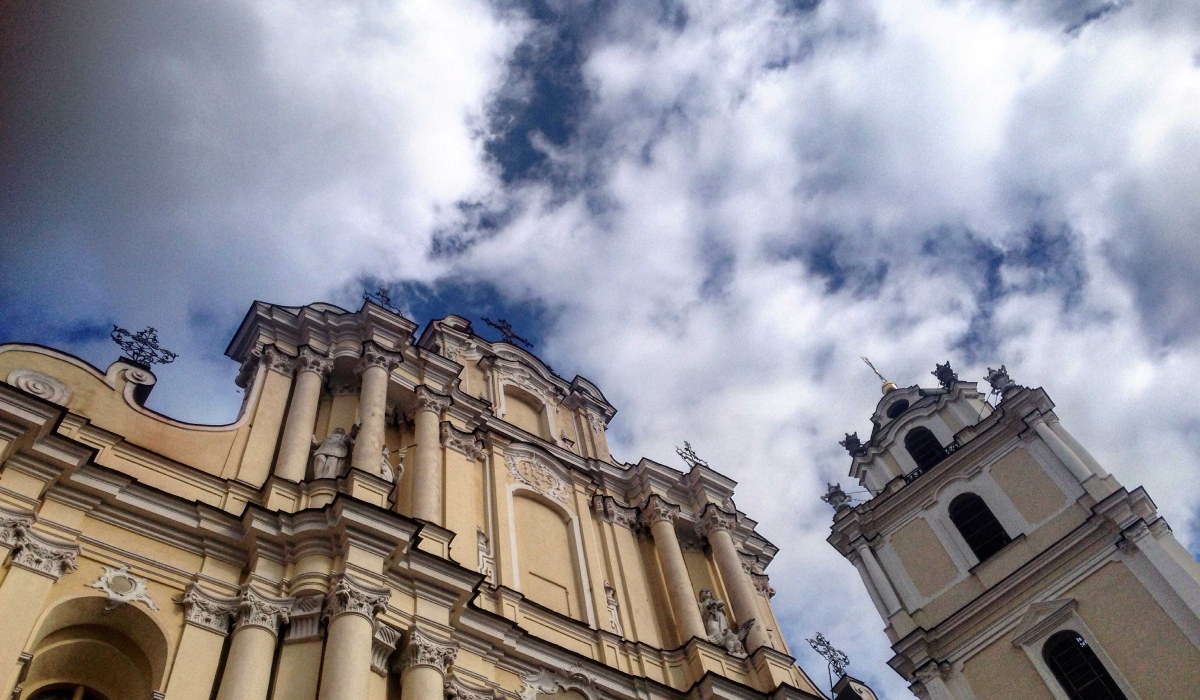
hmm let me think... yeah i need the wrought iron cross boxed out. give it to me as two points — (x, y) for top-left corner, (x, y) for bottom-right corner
(364, 287), (400, 314)
(482, 317), (534, 349)
(806, 632), (850, 694)
(675, 441), (709, 470)
(110, 326), (178, 366)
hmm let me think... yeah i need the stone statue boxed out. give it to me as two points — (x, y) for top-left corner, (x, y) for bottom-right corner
(604, 581), (623, 636)
(698, 588), (753, 657)
(380, 446), (395, 483)
(311, 428), (353, 479)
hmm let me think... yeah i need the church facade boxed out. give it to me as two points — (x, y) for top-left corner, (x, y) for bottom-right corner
(0, 299), (836, 700)
(826, 365), (1200, 699)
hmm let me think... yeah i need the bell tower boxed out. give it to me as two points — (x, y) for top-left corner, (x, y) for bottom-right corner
(826, 364), (1200, 700)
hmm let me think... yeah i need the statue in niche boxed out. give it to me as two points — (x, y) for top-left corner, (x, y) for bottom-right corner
(380, 446), (395, 483)
(311, 427), (353, 479)
(698, 588), (753, 657)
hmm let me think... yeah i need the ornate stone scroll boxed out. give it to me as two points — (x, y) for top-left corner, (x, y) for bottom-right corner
(90, 563), (158, 611)
(395, 626), (459, 673)
(6, 369), (71, 406)
(234, 586), (295, 632)
(177, 584), (239, 635)
(323, 573), (390, 623)
(11, 526), (78, 579)
(505, 449), (571, 504)
(591, 495), (638, 530)
(441, 422), (485, 460)
(371, 620), (403, 675)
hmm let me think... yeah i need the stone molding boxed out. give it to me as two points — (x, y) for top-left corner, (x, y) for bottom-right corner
(262, 345), (296, 377)
(638, 495), (681, 528)
(696, 504), (735, 539)
(415, 385), (453, 415)
(89, 563), (159, 611)
(295, 346), (334, 377)
(323, 573), (390, 623)
(505, 449), (571, 504)
(395, 626), (459, 674)
(177, 584), (239, 636)
(285, 593), (326, 642)
(6, 369), (72, 406)
(441, 422), (485, 460)
(591, 495), (638, 530)
(372, 620), (403, 675)
(11, 526), (79, 580)
(234, 586), (295, 632)
(356, 342), (402, 375)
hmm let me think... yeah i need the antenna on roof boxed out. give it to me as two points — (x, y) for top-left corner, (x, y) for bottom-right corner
(482, 318), (534, 349)
(861, 356), (898, 395)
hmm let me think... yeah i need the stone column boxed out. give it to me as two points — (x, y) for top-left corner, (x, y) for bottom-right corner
(0, 521), (78, 698)
(317, 574), (390, 700)
(855, 542), (901, 615)
(351, 342), (401, 477)
(275, 347), (333, 482)
(639, 496), (707, 644)
(412, 386), (451, 524)
(394, 627), (458, 700)
(166, 585), (239, 700)
(1030, 416), (1093, 484)
(697, 506), (768, 653)
(214, 587), (294, 700)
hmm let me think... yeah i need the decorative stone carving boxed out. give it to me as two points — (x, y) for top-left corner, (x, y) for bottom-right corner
(932, 361), (958, 390)
(395, 626), (458, 673)
(355, 342), (402, 375)
(324, 574), (390, 623)
(505, 450), (571, 504)
(604, 581), (623, 636)
(6, 369), (72, 406)
(477, 528), (496, 585)
(445, 676), (498, 700)
(312, 428), (354, 479)
(985, 365), (1016, 395)
(381, 446), (398, 483)
(234, 586), (294, 632)
(176, 584), (239, 635)
(839, 433), (867, 457)
(752, 573), (776, 598)
(591, 495), (638, 529)
(739, 552), (758, 575)
(90, 563), (158, 611)
(698, 588), (752, 658)
(821, 482), (853, 511)
(441, 422), (485, 460)
(285, 593), (325, 642)
(586, 411), (607, 435)
(0, 506), (35, 549)
(261, 345), (295, 376)
(11, 526), (78, 579)
(638, 495), (680, 528)
(295, 346), (334, 377)
(696, 505), (735, 539)
(123, 366), (156, 386)
(415, 386), (452, 414)
(372, 620), (403, 675)
(517, 666), (602, 700)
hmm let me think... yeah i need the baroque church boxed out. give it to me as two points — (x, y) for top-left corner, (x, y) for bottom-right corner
(0, 299), (875, 700)
(825, 364), (1200, 699)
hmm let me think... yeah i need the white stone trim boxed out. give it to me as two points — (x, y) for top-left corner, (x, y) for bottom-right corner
(1011, 600), (1141, 700)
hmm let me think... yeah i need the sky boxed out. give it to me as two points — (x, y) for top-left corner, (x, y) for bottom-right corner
(3, 0), (1200, 695)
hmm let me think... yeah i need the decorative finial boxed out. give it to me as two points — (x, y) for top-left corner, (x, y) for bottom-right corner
(932, 361), (958, 390)
(364, 287), (401, 314)
(807, 632), (850, 691)
(675, 441), (709, 470)
(110, 326), (178, 367)
(482, 318), (534, 349)
(985, 365), (1016, 397)
(861, 357), (898, 394)
(839, 432), (867, 457)
(821, 483), (853, 511)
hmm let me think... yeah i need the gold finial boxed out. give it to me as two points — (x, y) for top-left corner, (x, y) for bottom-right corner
(861, 357), (898, 394)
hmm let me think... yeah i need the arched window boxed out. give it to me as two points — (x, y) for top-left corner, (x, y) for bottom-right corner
(1042, 631), (1128, 700)
(904, 427), (946, 471)
(948, 493), (1012, 563)
(886, 399), (909, 419)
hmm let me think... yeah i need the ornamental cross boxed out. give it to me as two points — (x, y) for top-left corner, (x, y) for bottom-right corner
(675, 441), (709, 470)
(482, 317), (534, 349)
(364, 287), (400, 314)
(110, 326), (178, 366)
(807, 631), (850, 679)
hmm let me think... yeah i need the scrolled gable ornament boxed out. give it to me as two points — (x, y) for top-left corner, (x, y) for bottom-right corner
(6, 369), (71, 406)
(505, 450), (571, 504)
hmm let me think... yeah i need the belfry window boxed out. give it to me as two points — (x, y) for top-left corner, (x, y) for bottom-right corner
(1042, 631), (1128, 700)
(948, 493), (1012, 563)
(904, 427), (946, 471)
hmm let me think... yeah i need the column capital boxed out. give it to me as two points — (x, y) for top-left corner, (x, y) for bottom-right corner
(261, 345), (296, 377)
(11, 526), (79, 579)
(295, 346), (334, 377)
(234, 586), (295, 632)
(284, 593), (325, 642)
(440, 422), (485, 460)
(696, 504), (736, 539)
(394, 626), (458, 674)
(414, 385), (452, 415)
(0, 506), (35, 550)
(639, 494), (682, 528)
(177, 584), (239, 635)
(323, 573), (390, 623)
(355, 342), (402, 375)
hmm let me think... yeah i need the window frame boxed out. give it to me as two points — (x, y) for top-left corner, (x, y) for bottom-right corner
(947, 493), (1013, 564)
(1011, 600), (1140, 700)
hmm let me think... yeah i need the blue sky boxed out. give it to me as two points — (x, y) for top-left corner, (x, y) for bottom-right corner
(4, 0), (1200, 695)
